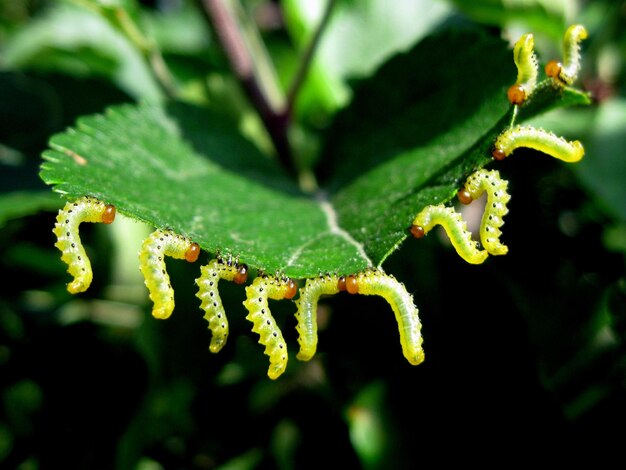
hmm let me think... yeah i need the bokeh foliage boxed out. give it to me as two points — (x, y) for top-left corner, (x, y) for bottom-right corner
(1, 0), (625, 468)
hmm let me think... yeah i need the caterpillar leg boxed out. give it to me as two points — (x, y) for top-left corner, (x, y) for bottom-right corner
(507, 33), (538, 105)
(139, 229), (200, 320)
(460, 169), (510, 256)
(53, 196), (116, 294)
(243, 275), (297, 379)
(492, 125), (584, 163)
(411, 204), (488, 265)
(294, 274), (342, 361)
(196, 258), (248, 353)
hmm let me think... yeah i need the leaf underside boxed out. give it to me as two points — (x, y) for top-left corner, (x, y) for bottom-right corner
(39, 28), (589, 278)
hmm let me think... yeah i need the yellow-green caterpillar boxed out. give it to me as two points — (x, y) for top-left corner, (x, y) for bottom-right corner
(195, 258), (249, 353)
(139, 229), (200, 320)
(507, 33), (538, 105)
(53, 196), (116, 294)
(545, 24), (587, 86)
(294, 273), (343, 362)
(295, 270), (424, 366)
(243, 275), (298, 380)
(411, 204), (488, 265)
(492, 125), (584, 162)
(459, 169), (510, 256)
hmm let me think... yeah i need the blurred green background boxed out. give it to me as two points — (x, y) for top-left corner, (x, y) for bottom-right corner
(1, 0), (625, 468)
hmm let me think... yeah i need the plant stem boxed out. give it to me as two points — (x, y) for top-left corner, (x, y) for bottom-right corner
(200, 0), (294, 174)
(200, 0), (337, 185)
(286, 0), (337, 115)
(113, 8), (179, 99)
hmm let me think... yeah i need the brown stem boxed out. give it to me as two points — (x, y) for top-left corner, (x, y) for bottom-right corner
(200, 0), (293, 174)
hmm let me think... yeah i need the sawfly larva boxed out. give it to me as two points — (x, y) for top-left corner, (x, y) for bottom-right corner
(243, 275), (297, 379)
(545, 24), (587, 86)
(294, 274), (341, 361)
(411, 204), (488, 265)
(461, 169), (510, 256)
(196, 257), (249, 353)
(294, 270), (424, 366)
(139, 229), (200, 320)
(507, 33), (538, 105)
(53, 196), (116, 294)
(492, 125), (584, 162)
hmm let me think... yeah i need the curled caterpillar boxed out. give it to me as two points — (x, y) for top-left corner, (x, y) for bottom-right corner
(507, 33), (538, 105)
(294, 274), (342, 361)
(411, 204), (488, 265)
(460, 169), (510, 256)
(545, 24), (588, 86)
(139, 229), (200, 320)
(196, 258), (249, 353)
(53, 196), (116, 294)
(492, 125), (584, 162)
(295, 270), (424, 366)
(243, 275), (297, 380)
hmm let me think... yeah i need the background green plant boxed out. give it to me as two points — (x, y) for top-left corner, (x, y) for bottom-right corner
(1, 0), (625, 468)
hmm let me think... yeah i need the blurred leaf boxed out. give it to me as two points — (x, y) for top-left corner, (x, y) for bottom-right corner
(0, 71), (131, 149)
(448, 0), (574, 40)
(282, 0), (453, 119)
(603, 223), (626, 254)
(0, 72), (62, 154)
(0, 191), (62, 227)
(346, 381), (389, 469)
(575, 98), (626, 221)
(3, 380), (43, 435)
(0, 70), (132, 194)
(270, 419), (300, 470)
(139, 0), (212, 55)
(530, 97), (626, 222)
(89, 0), (137, 9)
(1, 3), (161, 100)
(0, 425), (11, 462)
(215, 448), (263, 470)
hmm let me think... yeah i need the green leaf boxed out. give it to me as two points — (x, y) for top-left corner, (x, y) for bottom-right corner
(324, 28), (589, 262)
(39, 27), (586, 279)
(41, 101), (370, 278)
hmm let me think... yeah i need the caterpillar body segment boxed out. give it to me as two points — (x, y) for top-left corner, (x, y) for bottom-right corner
(463, 170), (510, 256)
(294, 274), (341, 361)
(507, 33), (538, 105)
(243, 275), (297, 380)
(53, 196), (116, 294)
(196, 258), (249, 353)
(139, 229), (200, 320)
(492, 125), (584, 162)
(411, 204), (489, 265)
